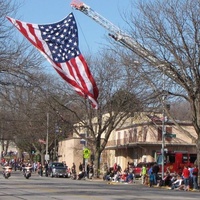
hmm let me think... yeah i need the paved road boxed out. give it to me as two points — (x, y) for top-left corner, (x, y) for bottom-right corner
(0, 170), (199, 200)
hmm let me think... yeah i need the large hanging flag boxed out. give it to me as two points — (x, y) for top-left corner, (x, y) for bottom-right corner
(7, 13), (99, 109)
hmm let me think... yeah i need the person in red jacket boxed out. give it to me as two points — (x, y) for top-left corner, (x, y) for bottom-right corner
(192, 165), (199, 190)
(182, 166), (190, 191)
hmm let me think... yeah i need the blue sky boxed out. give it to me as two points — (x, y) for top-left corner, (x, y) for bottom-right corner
(15, 0), (132, 55)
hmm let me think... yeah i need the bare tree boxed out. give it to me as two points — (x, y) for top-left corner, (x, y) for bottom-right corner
(170, 101), (192, 121)
(117, 0), (200, 182)
(0, 0), (58, 163)
(0, 0), (44, 86)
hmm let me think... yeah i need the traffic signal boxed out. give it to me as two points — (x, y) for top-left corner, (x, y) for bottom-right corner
(31, 148), (36, 154)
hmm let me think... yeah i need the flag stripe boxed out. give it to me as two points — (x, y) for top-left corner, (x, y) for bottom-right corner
(70, 57), (89, 96)
(79, 55), (98, 99)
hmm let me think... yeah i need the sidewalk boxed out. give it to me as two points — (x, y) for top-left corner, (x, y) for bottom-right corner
(88, 176), (141, 184)
(89, 177), (200, 192)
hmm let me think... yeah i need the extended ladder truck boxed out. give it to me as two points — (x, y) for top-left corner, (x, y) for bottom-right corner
(70, 0), (197, 180)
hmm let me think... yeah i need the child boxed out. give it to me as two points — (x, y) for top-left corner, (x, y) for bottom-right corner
(149, 172), (154, 187)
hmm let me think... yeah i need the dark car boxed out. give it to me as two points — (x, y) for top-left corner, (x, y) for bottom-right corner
(130, 162), (156, 178)
(48, 162), (68, 178)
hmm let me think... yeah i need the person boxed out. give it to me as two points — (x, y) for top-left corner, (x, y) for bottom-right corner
(77, 168), (85, 180)
(141, 164), (147, 184)
(192, 165), (199, 190)
(86, 164), (90, 178)
(125, 171), (134, 183)
(182, 165), (190, 191)
(112, 170), (121, 182)
(79, 162), (83, 172)
(188, 165), (194, 189)
(170, 175), (183, 190)
(152, 163), (159, 185)
(113, 162), (118, 173)
(3, 165), (12, 178)
(121, 169), (128, 182)
(160, 167), (171, 186)
(169, 173), (178, 185)
(88, 163), (94, 179)
(103, 169), (110, 181)
(38, 162), (43, 177)
(148, 165), (153, 175)
(71, 163), (76, 174)
(33, 162), (37, 173)
(105, 169), (115, 181)
(44, 161), (48, 177)
(149, 172), (154, 187)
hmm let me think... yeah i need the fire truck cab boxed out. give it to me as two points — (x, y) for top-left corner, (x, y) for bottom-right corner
(156, 150), (197, 175)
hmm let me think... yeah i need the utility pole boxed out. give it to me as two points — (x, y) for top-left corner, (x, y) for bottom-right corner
(54, 123), (59, 161)
(45, 112), (49, 162)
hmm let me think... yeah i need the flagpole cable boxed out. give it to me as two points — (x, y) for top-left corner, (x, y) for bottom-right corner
(72, 11), (92, 54)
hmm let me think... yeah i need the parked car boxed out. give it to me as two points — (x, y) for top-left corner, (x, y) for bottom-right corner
(48, 162), (68, 178)
(130, 162), (156, 178)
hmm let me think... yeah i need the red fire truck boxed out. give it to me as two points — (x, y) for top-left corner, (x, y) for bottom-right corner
(156, 151), (197, 175)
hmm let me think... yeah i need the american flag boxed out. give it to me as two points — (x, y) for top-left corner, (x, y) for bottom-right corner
(7, 13), (99, 109)
(38, 139), (46, 144)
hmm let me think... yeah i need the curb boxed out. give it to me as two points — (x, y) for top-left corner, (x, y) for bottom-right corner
(151, 185), (200, 192)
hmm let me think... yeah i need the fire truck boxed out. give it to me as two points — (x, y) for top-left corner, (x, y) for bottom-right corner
(156, 150), (197, 175)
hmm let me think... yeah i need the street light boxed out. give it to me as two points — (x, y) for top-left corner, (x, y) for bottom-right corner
(161, 73), (166, 180)
(80, 133), (88, 176)
(161, 103), (166, 179)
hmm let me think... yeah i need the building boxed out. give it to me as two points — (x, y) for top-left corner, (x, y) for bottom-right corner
(58, 112), (197, 172)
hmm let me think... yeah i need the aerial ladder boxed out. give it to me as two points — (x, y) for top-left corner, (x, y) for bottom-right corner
(70, 0), (163, 66)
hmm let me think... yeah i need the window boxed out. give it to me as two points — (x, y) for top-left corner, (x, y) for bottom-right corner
(167, 154), (175, 163)
(143, 126), (147, 142)
(190, 154), (197, 163)
(158, 127), (162, 141)
(182, 154), (188, 163)
(133, 128), (137, 142)
(165, 127), (172, 142)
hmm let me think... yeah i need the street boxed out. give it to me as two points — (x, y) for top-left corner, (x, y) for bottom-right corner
(0, 170), (199, 200)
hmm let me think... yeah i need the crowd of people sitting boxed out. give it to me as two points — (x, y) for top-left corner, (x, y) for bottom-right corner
(142, 163), (199, 191)
(103, 162), (135, 183)
(168, 165), (199, 191)
(103, 162), (199, 191)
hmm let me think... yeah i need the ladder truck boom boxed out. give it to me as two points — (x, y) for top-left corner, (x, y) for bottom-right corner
(70, 0), (160, 65)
